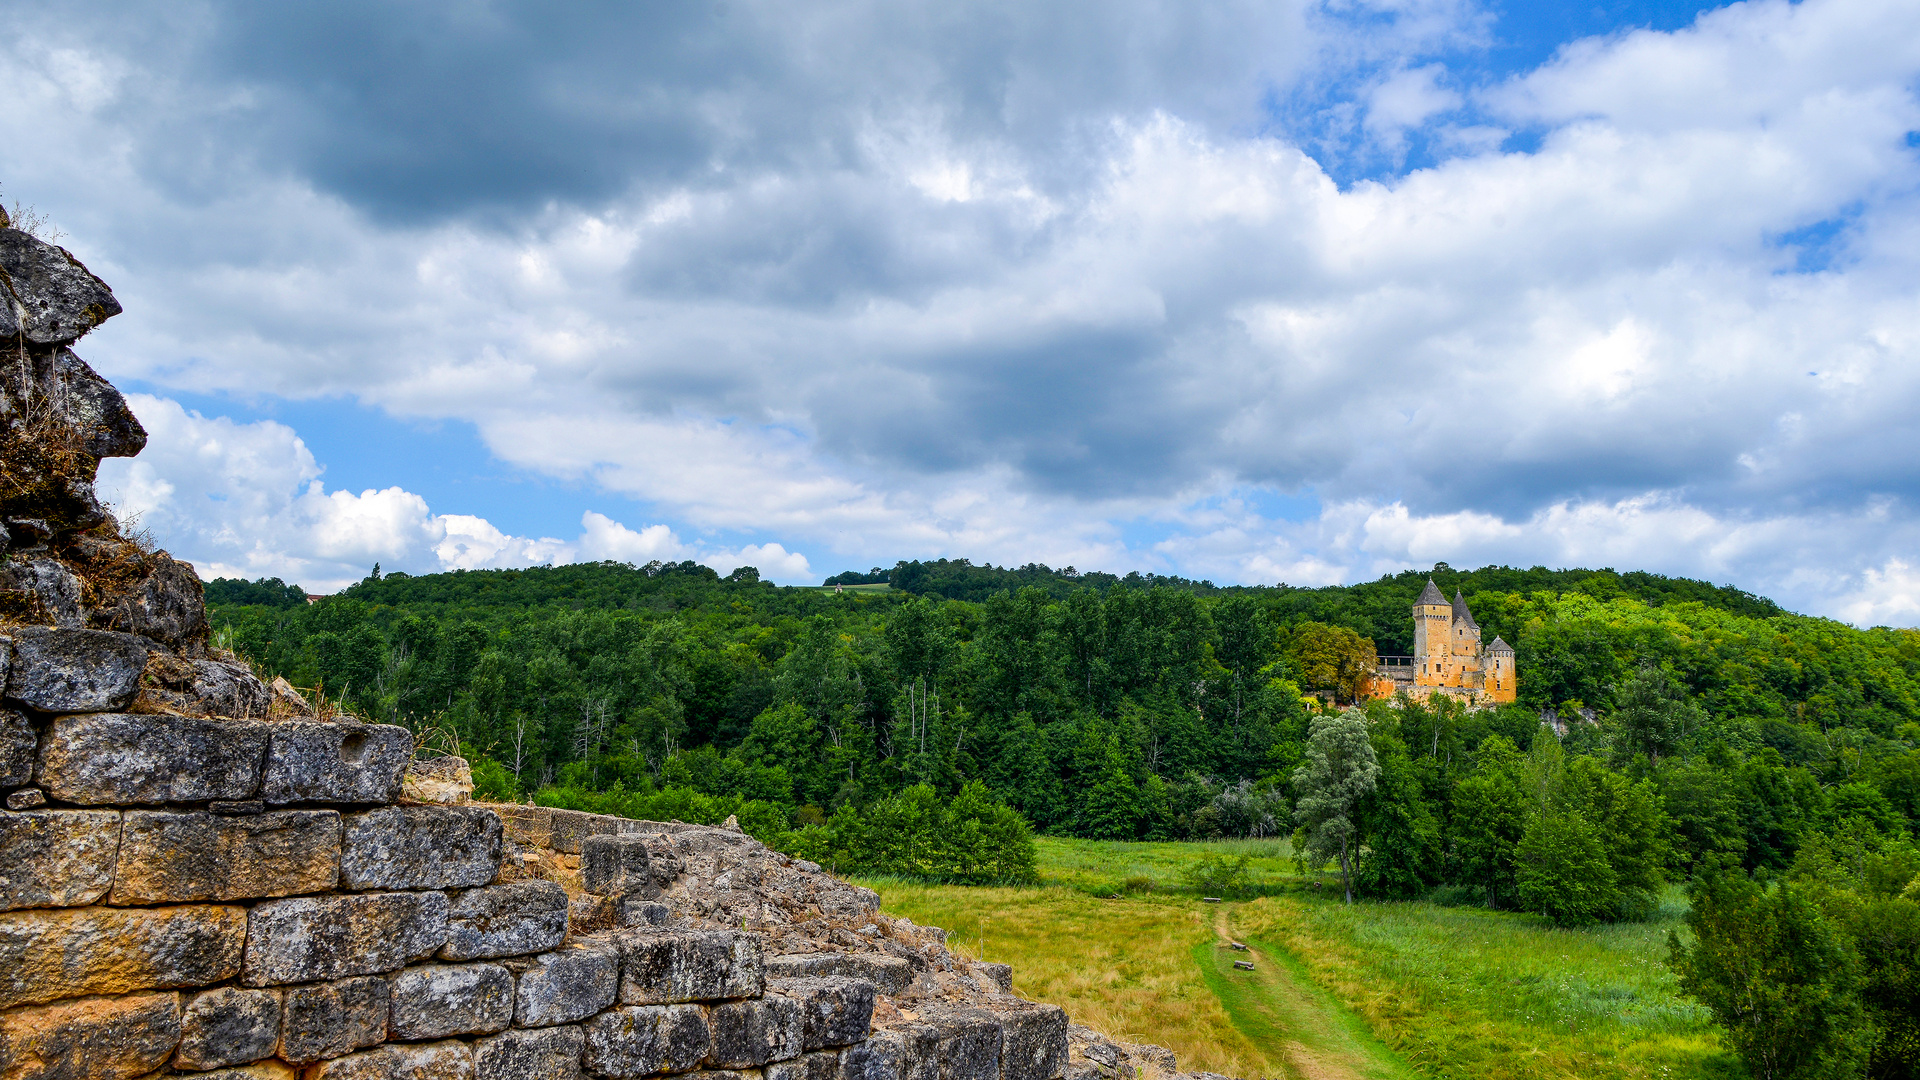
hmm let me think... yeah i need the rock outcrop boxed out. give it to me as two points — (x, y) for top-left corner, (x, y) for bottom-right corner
(0, 217), (1218, 1080)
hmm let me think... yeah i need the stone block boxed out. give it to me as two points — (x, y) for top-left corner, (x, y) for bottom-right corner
(767, 1050), (843, 1080)
(4, 789), (44, 810)
(879, 1007), (1003, 1080)
(0, 991), (180, 1080)
(493, 804), (552, 848)
(685, 1072), (766, 1080)
(0, 809), (120, 911)
(34, 714), (266, 805)
(616, 897), (673, 927)
(2, 628), (146, 713)
(306, 1040), (474, 1080)
(0, 708), (32, 788)
(512, 943), (619, 1027)
(765, 954), (912, 997)
(262, 721), (412, 806)
(242, 891), (448, 986)
(546, 809), (620, 854)
(707, 996), (806, 1068)
(617, 928), (764, 1004)
(582, 1004), (712, 1079)
(982, 1001), (1068, 1080)
(582, 834), (658, 897)
(771, 978), (874, 1051)
(387, 962), (514, 1040)
(0, 226), (123, 346)
(473, 1025), (585, 1080)
(340, 806), (502, 890)
(441, 880), (568, 960)
(110, 809), (340, 904)
(840, 1032), (909, 1080)
(278, 976), (388, 1064)
(401, 755), (473, 806)
(190, 1064), (300, 1080)
(0, 904), (245, 1009)
(975, 963), (1013, 995)
(174, 986), (282, 1071)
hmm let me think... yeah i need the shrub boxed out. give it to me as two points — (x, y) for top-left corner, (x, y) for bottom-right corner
(1182, 853), (1254, 898)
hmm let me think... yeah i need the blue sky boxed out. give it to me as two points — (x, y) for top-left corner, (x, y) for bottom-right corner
(9, 0), (1920, 624)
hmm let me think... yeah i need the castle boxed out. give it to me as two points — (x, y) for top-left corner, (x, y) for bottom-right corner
(1367, 580), (1516, 705)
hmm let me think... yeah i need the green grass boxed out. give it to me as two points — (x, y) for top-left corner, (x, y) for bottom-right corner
(1033, 835), (1296, 893)
(815, 583), (893, 593)
(859, 838), (1740, 1080)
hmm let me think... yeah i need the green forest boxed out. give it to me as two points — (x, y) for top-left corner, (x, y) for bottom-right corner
(208, 558), (1920, 1075)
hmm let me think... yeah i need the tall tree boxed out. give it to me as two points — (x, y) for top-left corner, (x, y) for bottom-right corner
(1293, 708), (1381, 903)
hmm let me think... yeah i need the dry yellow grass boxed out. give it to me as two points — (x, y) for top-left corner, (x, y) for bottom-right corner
(854, 880), (1271, 1077)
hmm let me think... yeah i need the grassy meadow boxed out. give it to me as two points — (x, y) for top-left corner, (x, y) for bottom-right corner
(856, 838), (1738, 1080)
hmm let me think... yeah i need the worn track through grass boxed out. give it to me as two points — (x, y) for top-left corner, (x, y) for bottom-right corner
(1198, 906), (1424, 1080)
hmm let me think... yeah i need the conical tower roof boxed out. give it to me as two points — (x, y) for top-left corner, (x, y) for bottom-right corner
(1415, 579), (1446, 607)
(1452, 589), (1479, 629)
(1488, 635), (1514, 654)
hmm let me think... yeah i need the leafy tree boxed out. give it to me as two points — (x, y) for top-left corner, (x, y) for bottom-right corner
(1285, 624), (1379, 704)
(1292, 708), (1381, 903)
(1515, 811), (1619, 925)
(1611, 662), (1703, 764)
(1669, 871), (1872, 1080)
(1452, 735), (1530, 908)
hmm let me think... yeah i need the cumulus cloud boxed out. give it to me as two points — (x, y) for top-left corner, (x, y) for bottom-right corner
(95, 396), (814, 591)
(16, 0), (1920, 623)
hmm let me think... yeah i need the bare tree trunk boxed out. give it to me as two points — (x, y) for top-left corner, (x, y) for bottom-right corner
(1341, 835), (1352, 905)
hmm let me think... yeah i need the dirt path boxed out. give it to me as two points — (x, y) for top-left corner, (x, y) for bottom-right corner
(1192, 906), (1424, 1080)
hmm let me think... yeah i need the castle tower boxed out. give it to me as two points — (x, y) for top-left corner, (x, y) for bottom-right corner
(1412, 579), (1451, 687)
(1487, 636), (1516, 702)
(1450, 589), (1482, 659)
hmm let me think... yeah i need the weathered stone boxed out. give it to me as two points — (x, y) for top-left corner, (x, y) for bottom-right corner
(840, 1032), (909, 1080)
(771, 978), (874, 1051)
(34, 713), (266, 805)
(707, 996), (806, 1068)
(473, 1024), (585, 1080)
(339, 806), (502, 890)
(494, 804), (552, 847)
(140, 656), (268, 719)
(387, 962), (513, 1040)
(975, 963), (1013, 995)
(262, 722), (412, 805)
(0, 809), (119, 911)
(616, 897), (673, 927)
(110, 809), (340, 904)
(4, 788), (44, 810)
(547, 808), (620, 854)
(306, 1040), (474, 1080)
(401, 755), (473, 806)
(1, 709), (35, 788)
(0, 228), (122, 346)
(441, 880), (568, 961)
(766, 954), (913, 997)
(0, 991), (179, 1080)
(767, 1050), (843, 1080)
(95, 553), (209, 657)
(878, 1008), (1003, 1080)
(983, 1001), (1068, 1080)
(174, 986), (281, 1071)
(184, 1064), (299, 1080)
(617, 929), (764, 1004)
(242, 891), (448, 986)
(512, 943), (620, 1028)
(0, 904), (245, 1009)
(582, 1004), (712, 1079)
(685, 1071), (766, 1080)
(582, 834), (658, 897)
(278, 976), (388, 1065)
(0, 560), (87, 629)
(3, 628), (146, 713)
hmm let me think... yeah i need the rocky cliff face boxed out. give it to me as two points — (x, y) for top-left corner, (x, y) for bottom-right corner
(0, 220), (1225, 1080)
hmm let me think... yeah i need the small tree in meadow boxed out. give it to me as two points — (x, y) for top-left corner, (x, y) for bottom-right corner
(1292, 708), (1380, 904)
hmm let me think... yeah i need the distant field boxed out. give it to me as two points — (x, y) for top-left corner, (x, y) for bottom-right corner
(814, 583), (892, 593)
(859, 839), (1734, 1080)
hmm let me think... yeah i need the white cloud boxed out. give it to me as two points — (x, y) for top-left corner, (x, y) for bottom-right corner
(20, 0), (1920, 624)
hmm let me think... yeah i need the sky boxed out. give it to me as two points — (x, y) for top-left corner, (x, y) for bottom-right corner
(5, 0), (1920, 624)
